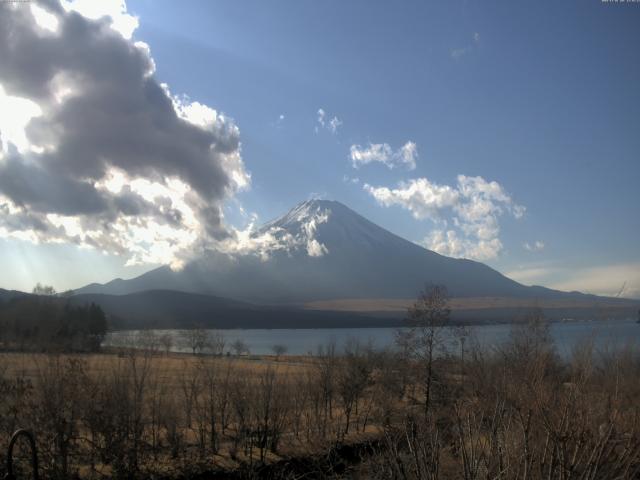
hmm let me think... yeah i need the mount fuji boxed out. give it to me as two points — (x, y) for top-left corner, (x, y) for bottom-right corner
(76, 199), (589, 304)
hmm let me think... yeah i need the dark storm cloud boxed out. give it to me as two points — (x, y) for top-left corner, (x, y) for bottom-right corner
(0, 0), (249, 265)
(0, 203), (57, 233)
(0, 153), (108, 215)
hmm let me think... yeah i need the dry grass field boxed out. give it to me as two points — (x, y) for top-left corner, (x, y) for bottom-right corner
(0, 347), (386, 479)
(304, 296), (638, 313)
(1, 317), (640, 479)
(0, 351), (311, 386)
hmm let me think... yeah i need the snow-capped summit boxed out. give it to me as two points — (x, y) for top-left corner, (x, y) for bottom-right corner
(253, 199), (333, 258)
(260, 199), (333, 231)
(257, 199), (422, 258)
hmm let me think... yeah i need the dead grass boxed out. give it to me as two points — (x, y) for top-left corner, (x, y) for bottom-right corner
(0, 351), (311, 378)
(303, 296), (639, 312)
(0, 350), (381, 479)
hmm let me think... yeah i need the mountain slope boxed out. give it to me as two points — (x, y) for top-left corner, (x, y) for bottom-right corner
(70, 289), (638, 330)
(70, 290), (396, 329)
(0, 288), (31, 303)
(74, 200), (606, 304)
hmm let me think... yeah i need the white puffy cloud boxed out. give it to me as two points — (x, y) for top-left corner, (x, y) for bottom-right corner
(316, 108), (342, 134)
(301, 210), (329, 257)
(350, 141), (417, 170)
(365, 175), (524, 261)
(426, 229), (503, 262)
(524, 240), (545, 252)
(364, 178), (458, 219)
(0, 0), (250, 269)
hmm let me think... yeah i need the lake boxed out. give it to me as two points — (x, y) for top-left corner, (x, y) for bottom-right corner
(104, 318), (640, 357)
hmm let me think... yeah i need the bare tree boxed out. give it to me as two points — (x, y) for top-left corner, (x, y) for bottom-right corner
(271, 344), (287, 360)
(33, 356), (84, 478)
(196, 357), (221, 453)
(178, 359), (201, 433)
(250, 367), (290, 461)
(207, 332), (225, 356)
(396, 284), (451, 416)
(314, 341), (338, 439)
(136, 330), (160, 353)
(337, 338), (372, 438)
(32, 283), (57, 296)
(231, 338), (249, 356)
(159, 333), (173, 355)
(181, 327), (209, 355)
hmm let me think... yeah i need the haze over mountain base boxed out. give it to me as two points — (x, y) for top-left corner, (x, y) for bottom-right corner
(55, 200), (637, 328)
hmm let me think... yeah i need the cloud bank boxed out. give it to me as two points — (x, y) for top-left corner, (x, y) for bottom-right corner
(0, 0), (250, 269)
(524, 240), (545, 252)
(350, 141), (417, 170)
(507, 263), (640, 300)
(365, 175), (524, 261)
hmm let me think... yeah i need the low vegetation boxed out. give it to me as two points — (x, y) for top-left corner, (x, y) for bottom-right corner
(0, 286), (638, 479)
(0, 286), (107, 353)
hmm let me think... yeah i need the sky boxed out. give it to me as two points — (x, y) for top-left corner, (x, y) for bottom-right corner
(0, 0), (639, 298)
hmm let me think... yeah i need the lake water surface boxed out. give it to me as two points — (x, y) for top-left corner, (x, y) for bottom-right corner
(105, 318), (640, 357)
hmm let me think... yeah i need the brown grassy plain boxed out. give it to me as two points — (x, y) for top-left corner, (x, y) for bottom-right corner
(0, 348), (385, 479)
(1, 319), (639, 480)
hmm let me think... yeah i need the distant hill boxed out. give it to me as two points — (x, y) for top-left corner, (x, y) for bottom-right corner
(2, 287), (636, 330)
(0, 288), (31, 303)
(70, 289), (639, 329)
(69, 290), (398, 329)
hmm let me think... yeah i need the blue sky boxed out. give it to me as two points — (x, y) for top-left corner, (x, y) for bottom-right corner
(0, 0), (638, 297)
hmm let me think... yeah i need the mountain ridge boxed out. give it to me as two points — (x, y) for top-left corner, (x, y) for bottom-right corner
(3, 286), (636, 331)
(73, 199), (626, 305)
